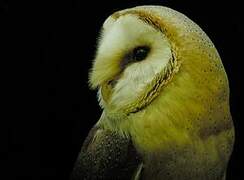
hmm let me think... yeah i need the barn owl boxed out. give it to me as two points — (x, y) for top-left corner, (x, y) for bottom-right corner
(71, 5), (235, 180)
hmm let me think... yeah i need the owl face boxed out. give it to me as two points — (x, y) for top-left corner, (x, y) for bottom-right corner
(89, 5), (229, 122)
(89, 14), (176, 113)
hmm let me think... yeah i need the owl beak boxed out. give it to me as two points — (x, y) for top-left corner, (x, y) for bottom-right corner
(107, 73), (121, 88)
(108, 79), (117, 88)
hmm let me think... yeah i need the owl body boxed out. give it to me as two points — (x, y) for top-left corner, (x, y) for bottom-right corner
(71, 6), (234, 180)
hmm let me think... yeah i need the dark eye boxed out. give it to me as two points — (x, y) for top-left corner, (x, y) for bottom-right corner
(132, 46), (150, 61)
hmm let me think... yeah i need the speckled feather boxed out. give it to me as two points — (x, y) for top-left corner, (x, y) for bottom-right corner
(70, 126), (142, 180)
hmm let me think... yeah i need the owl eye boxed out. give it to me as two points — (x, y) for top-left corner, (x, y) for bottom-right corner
(132, 46), (150, 61)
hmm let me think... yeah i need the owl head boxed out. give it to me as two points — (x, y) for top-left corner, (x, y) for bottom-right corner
(89, 6), (229, 120)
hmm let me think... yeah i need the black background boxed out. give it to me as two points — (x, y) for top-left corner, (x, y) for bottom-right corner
(8, 0), (243, 180)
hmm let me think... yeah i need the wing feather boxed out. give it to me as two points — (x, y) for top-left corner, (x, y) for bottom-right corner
(70, 126), (142, 180)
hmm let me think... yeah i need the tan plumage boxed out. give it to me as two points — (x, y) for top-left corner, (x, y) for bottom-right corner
(71, 5), (235, 180)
